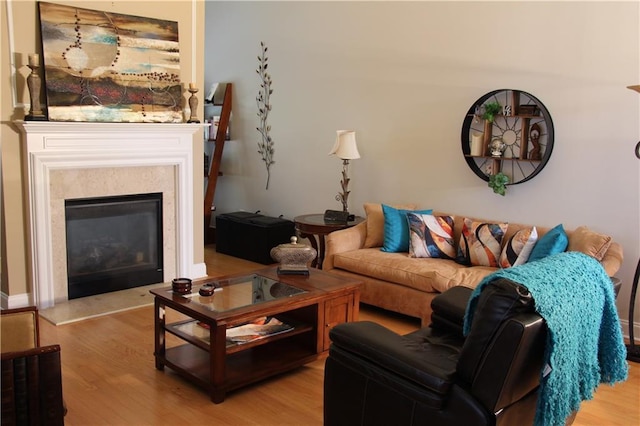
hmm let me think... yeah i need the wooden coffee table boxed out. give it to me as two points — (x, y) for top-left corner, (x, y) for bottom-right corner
(150, 266), (361, 403)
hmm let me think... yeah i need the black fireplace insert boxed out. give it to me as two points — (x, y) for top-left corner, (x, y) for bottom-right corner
(65, 192), (163, 299)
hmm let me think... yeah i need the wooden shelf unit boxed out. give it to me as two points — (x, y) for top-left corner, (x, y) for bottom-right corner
(204, 83), (232, 244)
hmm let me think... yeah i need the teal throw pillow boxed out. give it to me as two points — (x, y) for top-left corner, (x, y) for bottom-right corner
(381, 204), (432, 252)
(528, 224), (569, 262)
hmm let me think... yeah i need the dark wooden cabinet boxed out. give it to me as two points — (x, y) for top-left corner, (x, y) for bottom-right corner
(322, 294), (357, 351)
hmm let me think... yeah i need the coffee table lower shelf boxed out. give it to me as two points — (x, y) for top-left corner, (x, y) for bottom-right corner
(159, 338), (319, 400)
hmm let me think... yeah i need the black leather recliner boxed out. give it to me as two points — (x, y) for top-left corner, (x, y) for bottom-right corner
(324, 278), (552, 426)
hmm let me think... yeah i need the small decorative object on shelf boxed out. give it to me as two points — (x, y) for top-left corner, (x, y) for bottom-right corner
(518, 105), (539, 116)
(270, 236), (317, 276)
(490, 138), (506, 157)
(488, 172), (509, 196)
(482, 101), (501, 123)
(187, 83), (200, 123)
(25, 53), (46, 121)
(210, 115), (231, 141)
(470, 132), (484, 156)
(529, 123), (542, 161)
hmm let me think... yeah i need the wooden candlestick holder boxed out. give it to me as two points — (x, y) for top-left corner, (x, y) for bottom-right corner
(187, 87), (200, 123)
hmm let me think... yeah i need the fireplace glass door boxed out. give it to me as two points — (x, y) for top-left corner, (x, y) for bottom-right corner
(65, 193), (163, 299)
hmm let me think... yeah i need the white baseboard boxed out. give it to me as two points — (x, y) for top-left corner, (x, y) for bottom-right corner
(1, 291), (32, 309)
(191, 262), (208, 279)
(620, 318), (640, 345)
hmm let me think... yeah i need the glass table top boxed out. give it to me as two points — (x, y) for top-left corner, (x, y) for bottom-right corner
(174, 274), (307, 312)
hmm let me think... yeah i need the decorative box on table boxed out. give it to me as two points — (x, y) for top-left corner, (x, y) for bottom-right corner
(270, 236), (317, 275)
(215, 212), (295, 264)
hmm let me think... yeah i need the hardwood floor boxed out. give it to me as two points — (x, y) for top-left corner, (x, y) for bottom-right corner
(39, 246), (640, 425)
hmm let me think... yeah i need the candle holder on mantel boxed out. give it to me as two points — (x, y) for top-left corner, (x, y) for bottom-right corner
(187, 85), (200, 123)
(25, 54), (46, 121)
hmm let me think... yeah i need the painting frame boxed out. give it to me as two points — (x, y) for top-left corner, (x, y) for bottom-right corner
(38, 1), (183, 123)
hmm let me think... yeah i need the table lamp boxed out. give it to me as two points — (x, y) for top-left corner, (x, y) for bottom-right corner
(329, 130), (360, 213)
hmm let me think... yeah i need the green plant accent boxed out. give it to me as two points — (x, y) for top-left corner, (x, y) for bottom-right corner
(482, 102), (502, 123)
(488, 172), (509, 196)
(256, 41), (274, 190)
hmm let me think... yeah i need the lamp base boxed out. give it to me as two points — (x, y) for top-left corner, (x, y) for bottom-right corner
(627, 344), (640, 363)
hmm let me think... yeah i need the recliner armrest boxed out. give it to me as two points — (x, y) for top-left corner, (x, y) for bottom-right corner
(471, 313), (546, 413)
(430, 286), (473, 336)
(329, 321), (461, 395)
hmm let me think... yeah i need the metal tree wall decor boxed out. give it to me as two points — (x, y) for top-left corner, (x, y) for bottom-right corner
(256, 41), (274, 190)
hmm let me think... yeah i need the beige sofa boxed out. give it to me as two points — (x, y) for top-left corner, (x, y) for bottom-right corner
(323, 204), (624, 326)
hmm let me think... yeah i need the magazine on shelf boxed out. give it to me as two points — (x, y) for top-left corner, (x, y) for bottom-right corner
(226, 316), (294, 345)
(173, 316), (294, 346)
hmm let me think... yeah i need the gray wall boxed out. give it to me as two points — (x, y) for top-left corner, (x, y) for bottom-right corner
(205, 1), (639, 329)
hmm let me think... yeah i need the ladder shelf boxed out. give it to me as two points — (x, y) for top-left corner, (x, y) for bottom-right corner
(204, 83), (232, 244)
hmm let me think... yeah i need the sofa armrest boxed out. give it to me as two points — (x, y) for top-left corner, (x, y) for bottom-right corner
(323, 221), (368, 270)
(600, 241), (623, 277)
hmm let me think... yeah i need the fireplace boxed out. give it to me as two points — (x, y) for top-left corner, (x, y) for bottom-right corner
(16, 121), (207, 309)
(65, 193), (163, 299)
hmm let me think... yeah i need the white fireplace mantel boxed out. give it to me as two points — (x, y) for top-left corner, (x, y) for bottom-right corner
(17, 121), (207, 308)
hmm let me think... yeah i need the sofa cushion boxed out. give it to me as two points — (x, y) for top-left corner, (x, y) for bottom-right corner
(407, 213), (456, 259)
(528, 224), (568, 262)
(567, 226), (612, 261)
(363, 203), (417, 248)
(381, 205), (433, 253)
(499, 227), (538, 268)
(333, 248), (495, 293)
(456, 218), (508, 267)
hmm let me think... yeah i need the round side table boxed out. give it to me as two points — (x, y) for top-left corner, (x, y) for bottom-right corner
(294, 214), (364, 269)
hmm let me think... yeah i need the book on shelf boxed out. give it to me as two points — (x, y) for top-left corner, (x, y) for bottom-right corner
(173, 316), (293, 346)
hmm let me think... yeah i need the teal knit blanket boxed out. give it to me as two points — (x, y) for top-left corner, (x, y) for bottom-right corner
(463, 252), (628, 426)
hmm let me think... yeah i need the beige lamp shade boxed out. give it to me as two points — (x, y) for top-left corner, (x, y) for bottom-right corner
(329, 130), (360, 160)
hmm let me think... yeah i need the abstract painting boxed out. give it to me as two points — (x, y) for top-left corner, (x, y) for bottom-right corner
(38, 2), (183, 122)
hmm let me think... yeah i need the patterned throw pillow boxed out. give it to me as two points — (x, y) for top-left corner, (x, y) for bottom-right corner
(499, 227), (538, 268)
(456, 218), (508, 267)
(407, 213), (456, 259)
(381, 204), (433, 253)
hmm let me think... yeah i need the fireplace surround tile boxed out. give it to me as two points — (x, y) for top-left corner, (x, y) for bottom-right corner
(50, 166), (177, 303)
